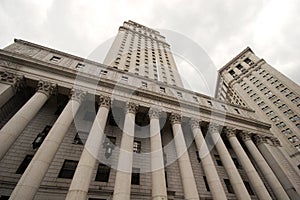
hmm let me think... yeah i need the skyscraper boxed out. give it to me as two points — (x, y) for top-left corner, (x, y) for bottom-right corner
(0, 21), (299, 200)
(215, 47), (300, 170)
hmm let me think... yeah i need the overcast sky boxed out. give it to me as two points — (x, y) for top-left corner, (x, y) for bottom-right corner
(1, 0), (299, 95)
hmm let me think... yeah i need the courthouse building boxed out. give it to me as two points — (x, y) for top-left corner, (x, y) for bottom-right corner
(0, 20), (299, 199)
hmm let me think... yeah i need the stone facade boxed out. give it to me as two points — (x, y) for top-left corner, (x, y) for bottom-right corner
(0, 21), (299, 200)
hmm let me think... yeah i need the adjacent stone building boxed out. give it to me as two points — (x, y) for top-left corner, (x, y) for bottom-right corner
(0, 20), (299, 199)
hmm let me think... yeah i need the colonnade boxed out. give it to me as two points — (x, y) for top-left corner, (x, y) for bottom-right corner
(0, 77), (290, 200)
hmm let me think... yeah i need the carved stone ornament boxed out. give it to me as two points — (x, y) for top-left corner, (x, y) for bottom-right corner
(98, 95), (111, 108)
(70, 89), (87, 103)
(253, 135), (267, 146)
(239, 132), (251, 142)
(148, 107), (161, 119)
(37, 80), (56, 96)
(270, 137), (281, 147)
(224, 127), (236, 138)
(208, 123), (220, 133)
(170, 113), (182, 125)
(126, 102), (139, 114)
(189, 118), (200, 130)
(0, 71), (24, 89)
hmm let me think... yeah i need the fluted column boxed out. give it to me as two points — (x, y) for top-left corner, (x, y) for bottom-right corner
(66, 95), (111, 200)
(0, 80), (55, 161)
(170, 113), (199, 200)
(208, 124), (250, 200)
(113, 102), (139, 200)
(254, 135), (300, 199)
(225, 128), (271, 199)
(9, 89), (86, 200)
(240, 132), (289, 199)
(149, 108), (167, 200)
(0, 71), (23, 107)
(189, 119), (226, 200)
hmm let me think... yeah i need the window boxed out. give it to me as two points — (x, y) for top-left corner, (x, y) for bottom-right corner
(288, 136), (299, 143)
(282, 129), (292, 135)
(281, 88), (290, 94)
(292, 97), (300, 104)
(50, 56), (61, 62)
(229, 70), (237, 78)
(121, 75), (128, 81)
(297, 124), (300, 129)
(76, 63), (85, 69)
(58, 160), (78, 179)
(207, 101), (212, 106)
(290, 115), (300, 122)
(276, 122), (286, 129)
(203, 176), (210, 191)
(95, 163), (110, 182)
(141, 81), (147, 88)
(196, 151), (201, 163)
(16, 155), (33, 174)
(224, 179), (234, 193)
(159, 87), (165, 93)
(271, 116), (280, 122)
(286, 92), (295, 99)
(133, 140), (141, 153)
(232, 158), (241, 168)
(193, 96), (198, 102)
(236, 64), (244, 71)
(234, 108), (240, 114)
(177, 92), (183, 98)
(131, 168), (140, 185)
(100, 70), (107, 75)
(214, 155), (222, 166)
(295, 145), (300, 152)
(73, 132), (84, 145)
(244, 181), (255, 195)
(244, 58), (252, 64)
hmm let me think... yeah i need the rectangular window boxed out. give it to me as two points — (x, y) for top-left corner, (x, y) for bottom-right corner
(133, 140), (141, 153)
(224, 179), (234, 193)
(121, 75), (128, 81)
(141, 81), (147, 88)
(207, 101), (212, 106)
(50, 55), (61, 62)
(203, 176), (210, 191)
(131, 168), (140, 185)
(58, 160), (78, 179)
(159, 87), (165, 93)
(76, 63), (85, 69)
(214, 155), (222, 166)
(193, 96), (198, 102)
(234, 108), (240, 114)
(244, 181), (254, 195)
(16, 155), (33, 174)
(288, 136), (299, 143)
(100, 70), (108, 75)
(95, 163), (110, 182)
(177, 91), (183, 98)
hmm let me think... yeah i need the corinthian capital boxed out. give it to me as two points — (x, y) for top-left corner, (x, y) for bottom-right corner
(208, 123), (220, 133)
(0, 71), (24, 89)
(37, 80), (56, 96)
(98, 95), (111, 108)
(253, 135), (267, 146)
(239, 131), (252, 142)
(270, 137), (281, 147)
(126, 102), (139, 114)
(224, 127), (236, 138)
(70, 89), (87, 103)
(148, 107), (161, 119)
(170, 113), (182, 125)
(189, 118), (201, 130)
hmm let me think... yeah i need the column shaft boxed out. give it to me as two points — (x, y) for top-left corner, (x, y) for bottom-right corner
(226, 130), (271, 199)
(0, 80), (55, 161)
(189, 119), (226, 200)
(149, 108), (167, 200)
(256, 138), (300, 199)
(9, 89), (85, 200)
(170, 114), (199, 200)
(66, 95), (111, 200)
(242, 135), (289, 199)
(209, 125), (250, 200)
(113, 102), (138, 200)
(0, 83), (14, 108)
